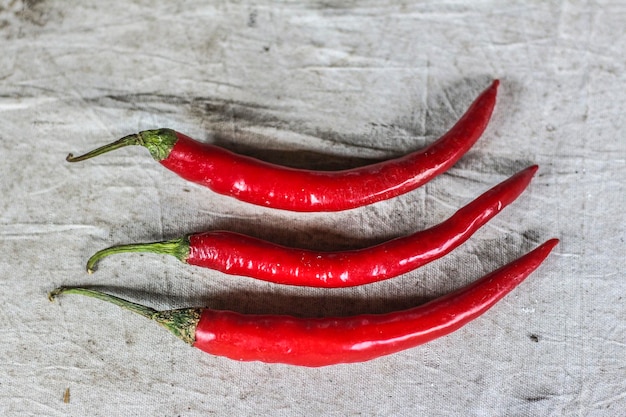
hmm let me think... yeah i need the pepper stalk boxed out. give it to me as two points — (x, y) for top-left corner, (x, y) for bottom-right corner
(66, 129), (178, 162)
(85, 236), (191, 274)
(48, 287), (201, 345)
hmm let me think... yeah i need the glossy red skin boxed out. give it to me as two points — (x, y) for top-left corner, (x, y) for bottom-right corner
(186, 165), (537, 287)
(159, 81), (499, 212)
(192, 239), (558, 366)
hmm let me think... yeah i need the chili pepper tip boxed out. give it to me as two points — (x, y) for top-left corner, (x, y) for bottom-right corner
(546, 238), (560, 249)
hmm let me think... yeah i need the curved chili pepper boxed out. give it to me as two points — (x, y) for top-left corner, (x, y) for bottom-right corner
(66, 81), (499, 212)
(85, 165), (538, 287)
(49, 238), (558, 367)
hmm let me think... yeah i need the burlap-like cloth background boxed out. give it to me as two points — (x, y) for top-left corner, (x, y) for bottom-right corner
(0, 1), (623, 415)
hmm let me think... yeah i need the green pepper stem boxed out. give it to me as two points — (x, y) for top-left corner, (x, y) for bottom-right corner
(48, 287), (202, 345)
(86, 236), (191, 274)
(66, 129), (179, 162)
(66, 134), (141, 162)
(48, 287), (158, 319)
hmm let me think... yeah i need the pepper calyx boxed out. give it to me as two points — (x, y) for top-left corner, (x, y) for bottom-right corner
(138, 129), (178, 161)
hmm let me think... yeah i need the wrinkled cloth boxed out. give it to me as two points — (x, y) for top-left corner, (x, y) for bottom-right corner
(0, 1), (624, 416)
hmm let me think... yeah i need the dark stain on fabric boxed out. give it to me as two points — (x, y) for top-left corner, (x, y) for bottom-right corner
(525, 395), (549, 403)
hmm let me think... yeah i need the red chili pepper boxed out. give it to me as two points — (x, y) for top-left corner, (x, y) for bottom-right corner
(66, 81), (499, 212)
(49, 238), (558, 367)
(85, 165), (538, 287)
